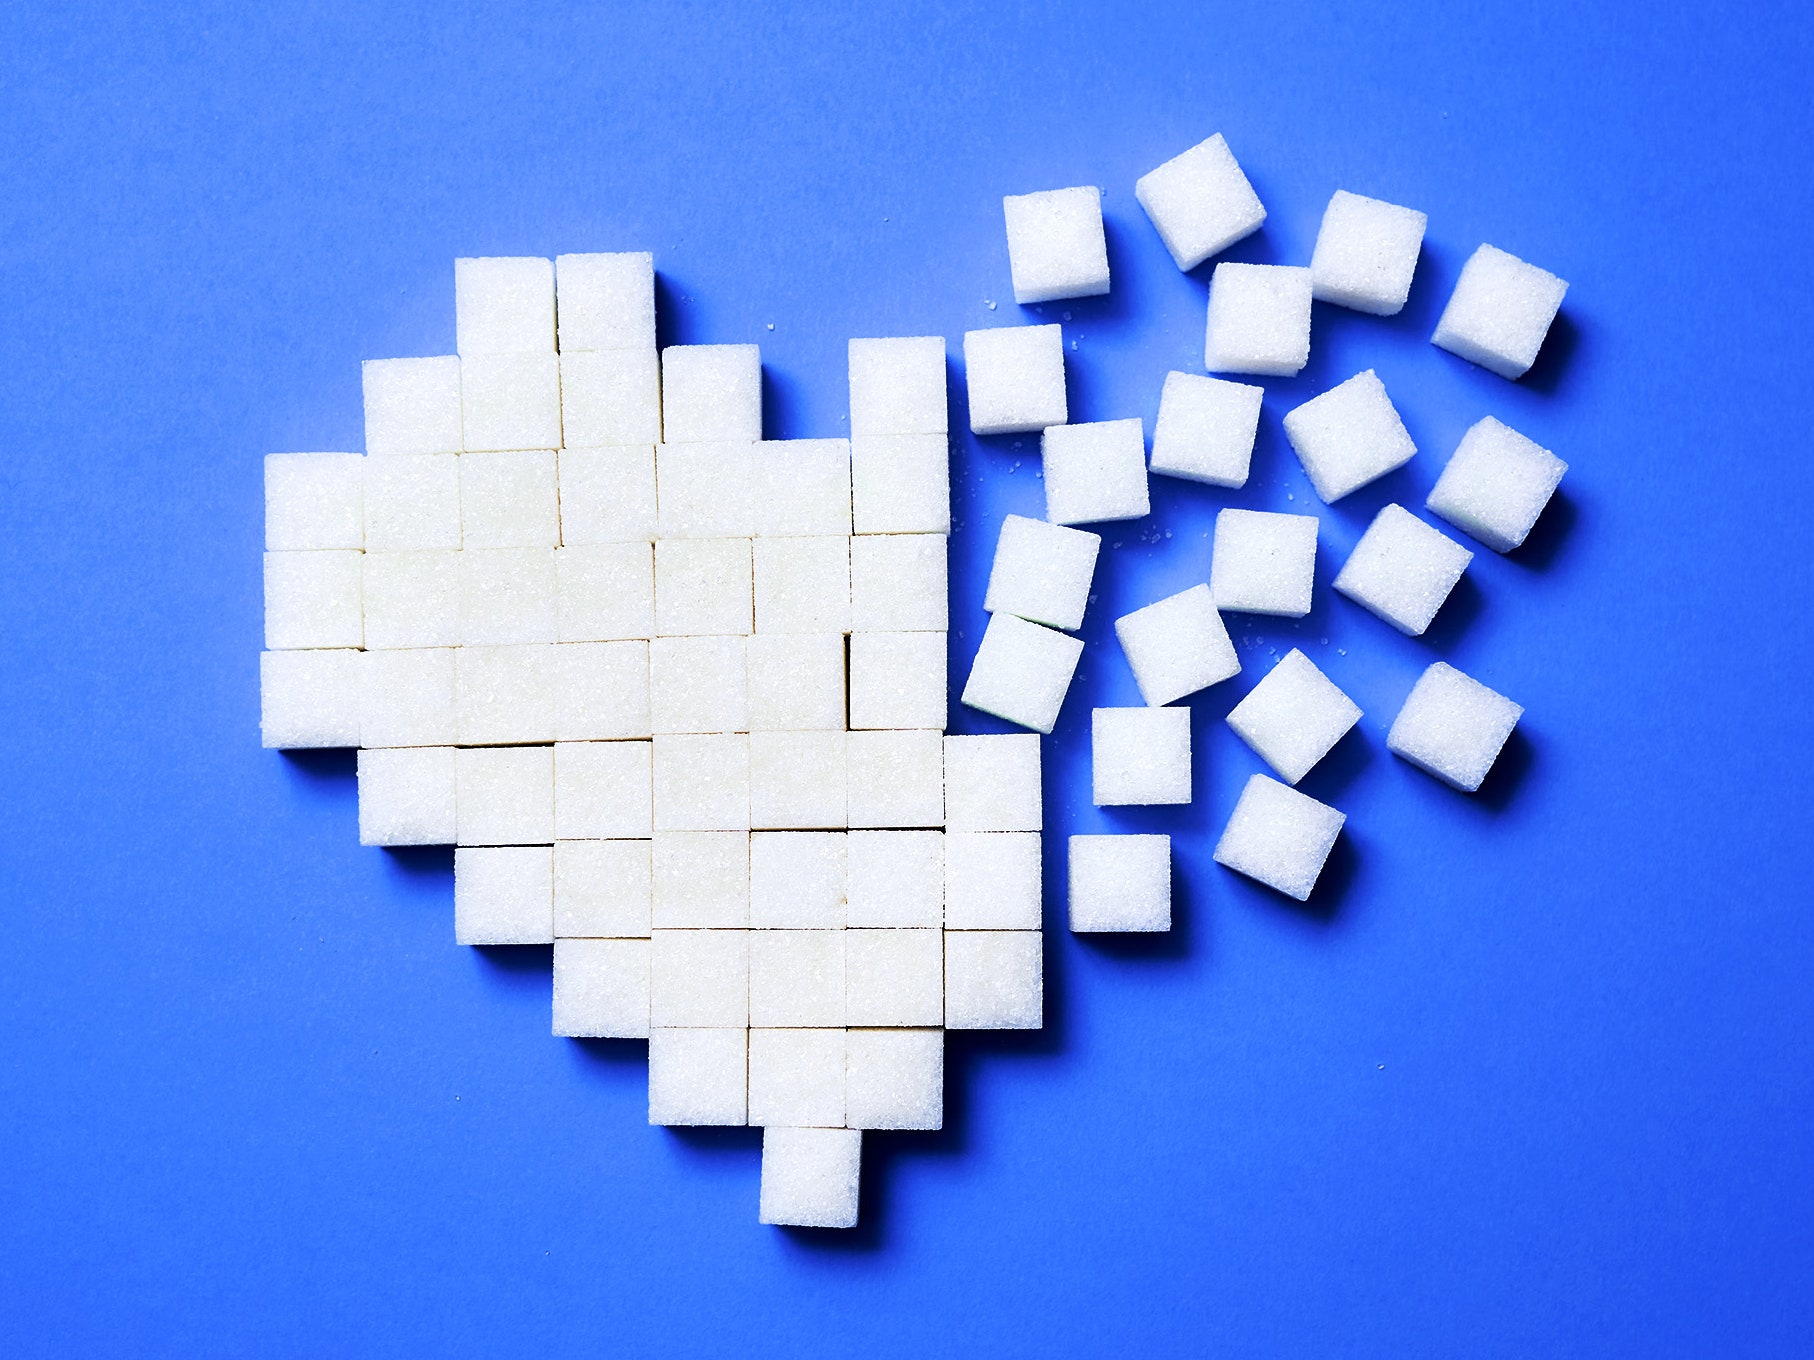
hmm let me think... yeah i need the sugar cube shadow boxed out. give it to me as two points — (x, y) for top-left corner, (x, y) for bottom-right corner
(1507, 488), (1578, 572)
(1517, 310), (1582, 397)
(280, 746), (357, 782)
(1413, 571), (1486, 653)
(1472, 726), (1536, 812)
(381, 844), (455, 881)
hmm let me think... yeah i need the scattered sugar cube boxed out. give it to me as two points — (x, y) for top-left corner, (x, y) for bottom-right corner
(649, 1026), (748, 1126)
(650, 635), (747, 735)
(754, 536), (851, 634)
(652, 831), (750, 928)
(554, 640), (651, 741)
(655, 441), (754, 538)
(846, 1029), (942, 1130)
(362, 356), (463, 457)
(554, 740), (652, 840)
(357, 745), (456, 846)
(1210, 509), (1318, 617)
(943, 734), (1041, 832)
(944, 931), (1042, 1030)
(661, 344), (761, 443)
(1387, 661), (1523, 793)
(749, 730), (847, 829)
(846, 930), (943, 1026)
(845, 831), (944, 927)
(848, 632), (947, 731)
(650, 929), (749, 1027)
(264, 551), (362, 650)
(850, 533), (948, 631)
(960, 612), (1083, 735)
(746, 634), (845, 731)
(1204, 263), (1313, 377)
(850, 434), (951, 536)
(1333, 504), (1473, 636)
(455, 256), (555, 354)
(750, 832), (847, 928)
(362, 454), (461, 551)
(552, 938), (650, 1038)
(559, 348), (661, 447)
(1310, 190), (1428, 316)
(260, 648), (360, 748)
(1149, 371), (1262, 488)
(849, 337), (948, 437)
(460, 449), (559, 548)
(1425, 417), (1567, 553)
(1282, 369), (1416, 503)
(1113, 583), (1240, 706)
(454, 643), (556, 745)
(1432, 244), (1568, 380)
(555, 542), (654, 642)
(454, 846), (554, 944)
(553, 839), (651, 938)
(456, 746), (554, 846)
(962, 324), (1066, 435)
(1213, 773), (1345, 902)
(759, 1126), (861, 1227)
(458, 547), (558, 645)
(1134, 133), (1266, 272)
(1068, 834), (1171, 933)
(944, 832), (1042, 929)
(554, 251), (655, 352)
(752, 439), (852, 536)
(984, 514), (1100, 630)
(1003, 186), (1110, 303)
(847, 730), (944, 829)
(265, 453), (362, 551)
(750, 931), (847, 1027)
(361, 551), (459, 650)
(558, 445), (657, 545)
(1042, 418), (1150, 525)
(459, 352), (562, 451)
(358, 646), (456, 748)
(652, 734), (750, 832)
(749, 1029), (847, 1129)
(1225, 649), (1362, 785)
(1092, 706), (1192, 805)
(653, 537), (753, 636)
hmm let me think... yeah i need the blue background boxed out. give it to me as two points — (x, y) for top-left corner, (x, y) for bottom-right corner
(2, 2), (1810, 1355)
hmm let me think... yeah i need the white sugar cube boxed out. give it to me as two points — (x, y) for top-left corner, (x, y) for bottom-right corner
(458, 547), (557, 645)
(846, 730), (944, 829)
(1425, 417), (1567, 553)
(750, 931), (846, 1027)
(357, 746), (456, 846)
(652, 832), (750, 928)
(454, 846), (554, 944)
(1003, 186), (1110, 303)
(264, 551), (362, 650)
(362, 454), (460, 551)
(1068, 834), (1171, 932)
(554, 740), (652, 840)
(362, 357), (463, 456)
(1210, 509), (1317, 617)
(1333, 504), (1473, 636)
(1213, 773), (1345, 902)
(960, 612), (1083, 735)
(1042, 418), (1150, 525)
(1113, 583), (1241, 706)
(1387, 661), (1523, 793)
(944, 832), (1042, 929)
(558, 445), (657, 545)
(1225, 649), (1362, 785)
(358, 646), (456, 748)
(455, 256), (555, 355)
(652, 733), (749, 831)
(459, 352), (562, 451)
(962, 325), (1066, 436)
(846, 929), (943, 1026)
(454, 643), (556, 745)
(944, 931), (1042, 1030)
(850, 534), (948, 632)
(655, 441), (754, 537)
(749, 730), (847, 829)
(456, 746), (554, 846)
(1432, 244), (1568, 380)
(1205, 263), (1313, 377)
(1282, 369), (1416, 504)
(650, 635), (747, 734)
(265, 453), (362, 551)
(553, 839), (651, 938)
(361, 551), (458, 650)
(1092, 706), (1192, 805)
(554, 640), (650, 741)
(1149, 371), (1262, 488)
(759, 1126), (861, 1227)
(1134, 133), (1266, 271)
(850, 434), (951, 536)
(653, 537), (752, 636)
(661, 344), (761, 443)
(943, 734), (1041, 832)
(848, 632), (947, 731)
(752, 439), (852, 536)
(552, 938), (650, 1038)
(558, 348), (661, 447)
(554, 251), (655, 352)
(650, 929), (749, 1027)
(459, 449), (559, 548)
(749, 1030), (847, 1129)
(746, 634), (845, 731)
(555, 542), (654, 642)
(845, 831), (944, 927)
(750, 832), (847, 928)
(649, 1027), (747, 1126)
(849, 337), (948, 437)
(754, 536), (850, 634)
(984, 515), (1100, 631)
(845, 1029), (942, 1131)
(260, 648), (360, 748)
(1310, 190), (1428, 316)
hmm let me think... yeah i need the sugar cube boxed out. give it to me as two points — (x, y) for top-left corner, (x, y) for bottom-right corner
(1003, 186), (1110, 303)
(456, 745), (554, 846)
(459, 449), (559, 548)
(362, 356), (463, 457)
(458, 547), (558, 646)
(649, 1027), (748, 1127)
(1432, 244), (1568, 380)
(846, 930), (943, 1026)
(848, 632), (947, 731)
(1310, 190), (1427, 316)
(459, 352), (562, 451)
(1068, 834), (1171, 932)
(260, 648), (360, 748)
(554, 640), (650, 741)
(552, 938), (650, 1038)
(1204, 263), (1313, 377)
(1134, 133), (1265, 271)
(655, 441), (754, 538)
(846, 730), (944, 829)
(1425, 417), (1568, 553)
(661, 344), (761, 444)
(357, 745), (456, 846)
(1041, 418), (1150, 526)
(650, 929), (749, 1027)
(652, 831), (750, 928)
(653, 537), (753, 636)
(983, 516), (1099, 633)
(943, 734), (1041, 832)
(558, 445), (657, 545)
(265, 453), (362, 551)
(1333, 504), (1473, 636)
(1213, 773), (1345, 902)
(454, 643), (556, 745)
(361, 551), (459, 650)
(1225, 649), (1361, 785)
(944, 931), (1042, 1030)
(850, 534), (948, 631)
(746, 634), (845, 731)
(650, 635), (747, 734)
(749, 1029), (847, 1129)
(962, 325), (1066, 436)
(554, 740), (652, 840)
(845, 831), (944, 927)
(454, 846), (554, 944)
(750, 832), (847, 928)
(362, 454), (461, 552)
(845, 1029), (942, 1131)
(944, 832), (1042, 929)
(752, 440), (852, 537)
(559, 348), (661, 447)
(850, 434), (951, 536)
(555, 542), (654, 643)
(959, 612), (1083, 735)
(1149, 371), (1262, 488)
(759, 1126), (861, 1227)
(849, 337), (948, 437)
(1113, 583), (1240, 706)
(753, 536), (851, 634)
(358, 646), (457, 748)
(553, 839), (651, 938)
(1210, 509), (1318, 617)
(1281, 370), (1416, 504)
(1386, 661), (1523, 793)
(749, 730), (847, 829)
(264, 551), (362, 650)
(750, 931), (846, 1027)
(651, 733), (750, 832)
(455, 256), (555, 355)
(554, 251), (655, 352)
(1092, 706), (1192, 805)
